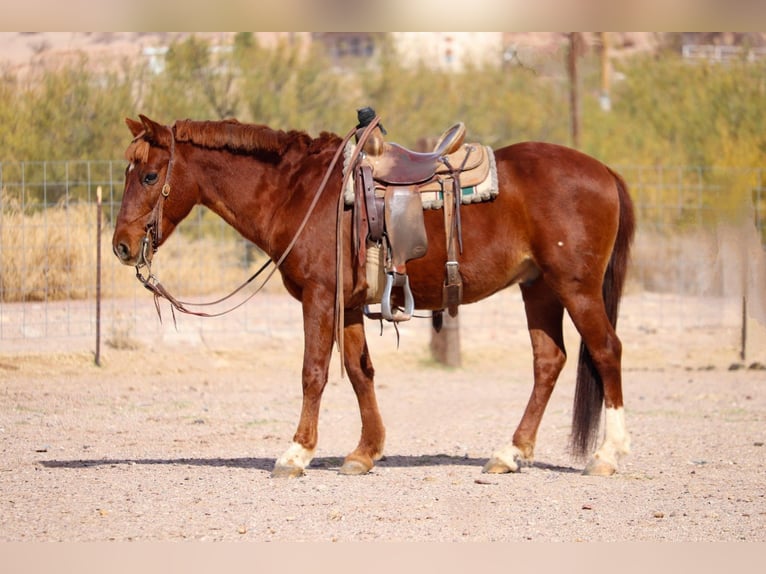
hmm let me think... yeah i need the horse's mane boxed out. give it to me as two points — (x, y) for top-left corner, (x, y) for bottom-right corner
(174, 119), (296, 155)
(176, 119), (344, 156)
(125, 118), (340, 163)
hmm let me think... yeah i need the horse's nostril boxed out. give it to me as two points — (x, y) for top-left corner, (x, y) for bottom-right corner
(115, 242), (131, 261)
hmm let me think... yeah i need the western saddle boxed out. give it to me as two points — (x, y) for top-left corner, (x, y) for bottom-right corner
(350, 108), (491, 324)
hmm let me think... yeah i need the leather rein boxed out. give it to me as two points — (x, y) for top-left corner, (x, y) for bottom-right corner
(133, 118), (382, 351)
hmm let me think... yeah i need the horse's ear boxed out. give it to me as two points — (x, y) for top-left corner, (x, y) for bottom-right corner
(138, 114), (172, 148)
(126, 117), (144, 137)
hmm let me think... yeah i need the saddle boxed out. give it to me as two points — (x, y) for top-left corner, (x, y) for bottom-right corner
(350, 111), (494, 323)
(360, 122), (466, 184)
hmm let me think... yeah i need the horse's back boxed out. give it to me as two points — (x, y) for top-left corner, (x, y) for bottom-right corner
(495, 141), (622, 206)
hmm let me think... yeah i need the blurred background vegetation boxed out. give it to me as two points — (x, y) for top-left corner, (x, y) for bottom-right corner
(1, 32), (764, 169)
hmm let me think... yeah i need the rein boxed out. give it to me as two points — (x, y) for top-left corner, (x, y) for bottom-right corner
(133, 118), (381, 357)
(334, 116), (382, 377)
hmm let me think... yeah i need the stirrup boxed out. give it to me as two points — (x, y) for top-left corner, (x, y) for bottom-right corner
(381, 271), (414, 322)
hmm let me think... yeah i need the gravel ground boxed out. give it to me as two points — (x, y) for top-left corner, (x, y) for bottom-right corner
(1, 292), (765, 542)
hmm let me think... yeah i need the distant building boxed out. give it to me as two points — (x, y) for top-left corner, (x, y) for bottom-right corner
(311, 32), (504, 71)
(311, 33), (382, 64)
(390, 32), (504, 71)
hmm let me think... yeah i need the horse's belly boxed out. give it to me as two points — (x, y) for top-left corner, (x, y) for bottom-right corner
(404, 251), (539, 309)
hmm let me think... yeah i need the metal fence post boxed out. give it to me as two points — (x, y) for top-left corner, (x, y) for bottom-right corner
(95, 186), (103, 366)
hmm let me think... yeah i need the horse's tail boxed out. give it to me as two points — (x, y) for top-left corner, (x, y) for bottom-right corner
(570, 168), (636, 458)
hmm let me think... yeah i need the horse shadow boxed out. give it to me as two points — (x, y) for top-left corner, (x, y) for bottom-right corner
(39, 454), (580, 474)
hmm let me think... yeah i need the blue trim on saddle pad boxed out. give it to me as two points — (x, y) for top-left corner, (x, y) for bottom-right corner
(419, 148), (498, 210)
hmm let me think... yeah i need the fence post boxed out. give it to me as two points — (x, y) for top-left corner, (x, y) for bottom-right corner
(741, 225), (748, 362)
(415, 136), (463, 367)
(95, 186), (102, 366)
(430, 311), (461, 368)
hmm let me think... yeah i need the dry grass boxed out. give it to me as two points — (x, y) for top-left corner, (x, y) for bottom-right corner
(1, 192), (283, 303)
(1, 194), (95, 301)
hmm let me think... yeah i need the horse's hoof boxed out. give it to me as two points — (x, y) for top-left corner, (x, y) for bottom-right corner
(271, 464), (305, 478)
(583, 457), (616, 476)
(482, 457), (518, 474)
(339, 458), (373, 476)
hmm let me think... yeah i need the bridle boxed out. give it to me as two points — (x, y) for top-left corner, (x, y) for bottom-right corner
(132, 122), (279, 320)
(130, 117), (382, 356)
(134, 125), (175, 276)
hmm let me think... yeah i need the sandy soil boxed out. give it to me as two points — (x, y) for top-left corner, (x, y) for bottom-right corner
(1, 291), (765, 542)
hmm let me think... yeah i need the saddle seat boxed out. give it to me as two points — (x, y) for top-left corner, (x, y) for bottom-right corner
(361, 122), (466, 185)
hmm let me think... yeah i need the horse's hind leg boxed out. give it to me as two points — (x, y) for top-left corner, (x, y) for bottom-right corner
(561, 289), (630, 476)
(484, 281), (567, 473)
(338, 308), (386, 475)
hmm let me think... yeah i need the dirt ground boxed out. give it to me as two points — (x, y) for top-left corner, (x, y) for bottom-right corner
(1, 290), (765, 542)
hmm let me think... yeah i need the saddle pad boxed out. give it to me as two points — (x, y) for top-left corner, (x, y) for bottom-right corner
(343, 141), (499, 208)
(419, 148), (498, 209)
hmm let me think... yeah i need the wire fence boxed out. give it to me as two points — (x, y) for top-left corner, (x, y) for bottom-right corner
(1, 159), (765, 359)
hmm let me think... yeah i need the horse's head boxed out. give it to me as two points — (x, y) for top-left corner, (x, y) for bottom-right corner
(112, 115), (186, 267)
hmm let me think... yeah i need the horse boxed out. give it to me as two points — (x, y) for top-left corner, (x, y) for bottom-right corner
(112, 114), (635, 478)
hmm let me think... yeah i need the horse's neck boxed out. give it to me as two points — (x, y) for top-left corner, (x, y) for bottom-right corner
(198, 149), (305, 255)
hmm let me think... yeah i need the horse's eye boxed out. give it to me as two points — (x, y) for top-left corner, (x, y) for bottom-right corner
(143, 173), (159, 186)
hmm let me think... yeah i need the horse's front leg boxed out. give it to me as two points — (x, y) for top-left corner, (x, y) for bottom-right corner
(338, 308), (385, 475)
(272, 288), (335, 478)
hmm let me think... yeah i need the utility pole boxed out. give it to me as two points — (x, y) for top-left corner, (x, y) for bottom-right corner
(567, 32), (583, 148)
(599, 32), (612, 111)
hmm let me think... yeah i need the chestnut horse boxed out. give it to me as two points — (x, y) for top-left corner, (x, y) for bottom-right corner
(113, 115), (635, 478)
